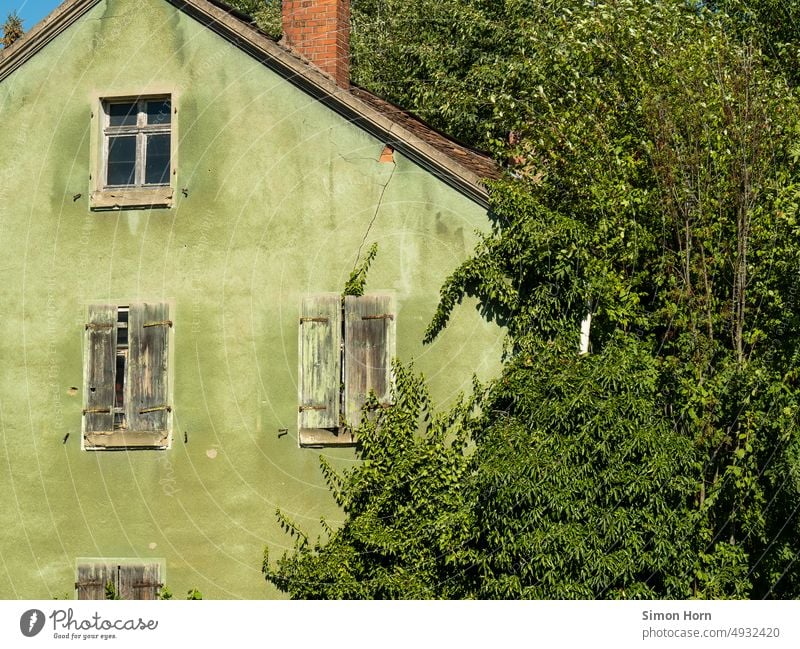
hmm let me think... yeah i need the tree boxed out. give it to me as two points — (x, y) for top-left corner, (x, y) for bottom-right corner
(225, 0), (282, 37)
(708, 0), (800, 86)
(1, 12), (23, 49)
(423, 2), (800, 597)
(468, 336), (699, 598)
(428, 3), (800, 597)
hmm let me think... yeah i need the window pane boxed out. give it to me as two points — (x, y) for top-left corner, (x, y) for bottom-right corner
(106, 136), (137, 186)
(145, 134), (170, 185)
(108, 103), (138, 127)
(146, 100), (171, 125)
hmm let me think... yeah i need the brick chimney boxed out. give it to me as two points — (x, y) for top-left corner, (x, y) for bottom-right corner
(282, 0), (351, 89)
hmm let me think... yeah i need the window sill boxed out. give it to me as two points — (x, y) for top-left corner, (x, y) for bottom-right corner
(299, 427), (356, 448)
(90, 186), (174, 210)
(84, 430), (169, 450)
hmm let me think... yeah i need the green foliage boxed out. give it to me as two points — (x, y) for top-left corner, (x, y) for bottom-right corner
(224, 0), (282, 37)
(470, 336), (699, 598)
(425, 180), (599, 346)
(1, 12), (23, 49)
(186, 588), (203, 600)
(158, 585), (202, 599)
(708, 0), (800, 86)
(104, 581), (120, 600)
(418, 0), (800, 598)
(350, 0), (505, 146)
(343, 243), (378, 297)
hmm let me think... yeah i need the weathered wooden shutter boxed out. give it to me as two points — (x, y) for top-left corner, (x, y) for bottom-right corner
(129, 302), (171, 438)
(76, 562), (162, 600)
(76, 562), (114, 600)
(118, 562), (162, 600)
(298, 294), (342, 433)
(83, 305), (116, 436)
(344, 294), (396, 427)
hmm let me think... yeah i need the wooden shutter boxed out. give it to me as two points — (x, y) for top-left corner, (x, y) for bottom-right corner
(76, 562), (114, 600)
(84, 305), (116, 436)
(344, 294), (396, 427)
(129, 302), (171, 439)
(298, 294), (342, 433)
(76, 562), (162, 600)
(118, 562), (162, 600)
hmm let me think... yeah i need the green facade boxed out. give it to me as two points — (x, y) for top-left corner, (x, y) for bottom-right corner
(0, 0), (500, 598)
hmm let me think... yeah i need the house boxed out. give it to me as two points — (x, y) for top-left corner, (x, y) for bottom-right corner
(0, 0), (501, 598)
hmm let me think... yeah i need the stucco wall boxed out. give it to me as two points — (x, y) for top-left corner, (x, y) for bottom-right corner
(0, 0), (501, 598)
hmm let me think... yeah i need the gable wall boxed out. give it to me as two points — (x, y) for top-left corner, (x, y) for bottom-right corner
(0, 0), (501, 598)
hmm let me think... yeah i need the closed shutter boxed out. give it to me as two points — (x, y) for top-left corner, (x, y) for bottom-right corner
(298, 294), (342, 433)
(83, 305), (116, 436)
(76, 562), (114, 600)
(76, 562), (162, 600)
(118, 562), (162, 600)
(128, 302), (170, 437)
(343, 294), (396, 427)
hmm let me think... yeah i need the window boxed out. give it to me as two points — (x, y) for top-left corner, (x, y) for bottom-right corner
(75, 559), (163, 600)
(104, 98), (171, 187)
(83, 303), (172, 450)
(298, 293), (396, 446)
(90, 95), (175, 209)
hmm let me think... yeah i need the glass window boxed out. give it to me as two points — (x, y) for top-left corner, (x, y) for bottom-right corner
(145, 134), (171, 185)
(146, 100), (171, 126)
(108, 102), (138, 127)
(103, 97), (172, 188)
(106, 136), (137, 186)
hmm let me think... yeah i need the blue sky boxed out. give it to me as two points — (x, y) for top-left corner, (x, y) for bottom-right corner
(2, 0), (61, 29)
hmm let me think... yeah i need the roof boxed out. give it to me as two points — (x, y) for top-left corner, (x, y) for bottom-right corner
(349, 87), (501, 183)
(0, 0), (500, 207)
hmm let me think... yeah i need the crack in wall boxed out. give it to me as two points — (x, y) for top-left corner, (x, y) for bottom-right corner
(337, 153), (378, 163)
(354, 160), (396, 268)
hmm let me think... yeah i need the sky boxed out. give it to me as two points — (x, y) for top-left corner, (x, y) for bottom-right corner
(1, 0), (61, 29)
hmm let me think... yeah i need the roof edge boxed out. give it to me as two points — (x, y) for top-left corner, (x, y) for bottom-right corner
(0, 0), (101, 83)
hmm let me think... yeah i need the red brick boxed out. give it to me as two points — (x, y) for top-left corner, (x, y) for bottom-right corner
(283, 0), (350, 87)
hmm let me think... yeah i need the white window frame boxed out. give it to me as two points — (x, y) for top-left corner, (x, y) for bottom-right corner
(89, 92), (177, 210)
